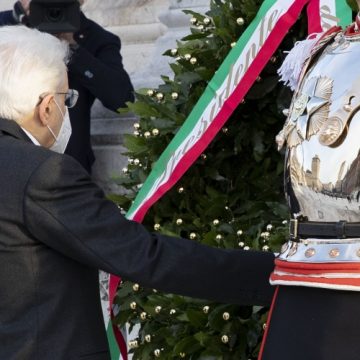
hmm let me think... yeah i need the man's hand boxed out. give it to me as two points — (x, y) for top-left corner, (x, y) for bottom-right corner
(19, 0), (30, 16)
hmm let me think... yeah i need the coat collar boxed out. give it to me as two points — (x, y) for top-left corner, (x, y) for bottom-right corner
(74, 12), (91, 42)
(0, 118), (32, 143)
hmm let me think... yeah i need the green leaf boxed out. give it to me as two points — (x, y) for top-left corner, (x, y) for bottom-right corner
(173, 336), (203, 355)
(186, 308), (207, 327)
(126, 99), (159, 117)
(123, 134), (148, 155)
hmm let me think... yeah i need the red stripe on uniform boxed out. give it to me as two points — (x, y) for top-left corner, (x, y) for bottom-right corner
(274, 266), (360, 275)
(258, 286), (279, 360)
(275, 258), (360, 271)
(270, 274), (360, 287)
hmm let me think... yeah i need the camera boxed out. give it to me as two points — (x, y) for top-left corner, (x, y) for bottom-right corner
(29, 0), (80, 34)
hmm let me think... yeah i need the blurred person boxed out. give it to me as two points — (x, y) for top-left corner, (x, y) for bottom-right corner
(0, 0), (134, 173)
(0, 25), (274, 360)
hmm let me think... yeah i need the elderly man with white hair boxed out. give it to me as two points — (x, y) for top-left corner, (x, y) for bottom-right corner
(0, 25), (275, 360)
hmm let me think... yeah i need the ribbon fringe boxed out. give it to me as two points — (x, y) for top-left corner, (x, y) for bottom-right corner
(278, 33), (322, 91)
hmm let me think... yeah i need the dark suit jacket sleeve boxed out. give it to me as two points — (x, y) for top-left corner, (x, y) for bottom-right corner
(23, 154), (275, 306)
(0, 10), (17, 25)
(68, 15), (134, 110)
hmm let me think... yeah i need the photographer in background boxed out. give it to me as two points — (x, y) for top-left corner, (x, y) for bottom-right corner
(0, 0), (134, 173)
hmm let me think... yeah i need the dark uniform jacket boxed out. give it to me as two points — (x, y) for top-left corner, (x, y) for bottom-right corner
(0, 10), (135, 172)
(0, 118), (275, 359)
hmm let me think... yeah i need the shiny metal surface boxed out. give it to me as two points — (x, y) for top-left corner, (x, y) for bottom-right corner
(284, 36), (360, 222)
(279, 238), (360, 263)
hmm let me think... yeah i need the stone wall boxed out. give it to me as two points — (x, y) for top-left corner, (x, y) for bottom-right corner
(0, 0), (210, 192)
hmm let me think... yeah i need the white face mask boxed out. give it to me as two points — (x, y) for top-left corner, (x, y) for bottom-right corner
(47, 99), (72, 154)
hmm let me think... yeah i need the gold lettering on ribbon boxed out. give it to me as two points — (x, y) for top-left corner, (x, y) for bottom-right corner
(320, 5), (339, 31)
(154, 149), (183, 188)
(234, 9), (280, 90)
(267, 10), (279, 36)
(259, 17), (267, 47)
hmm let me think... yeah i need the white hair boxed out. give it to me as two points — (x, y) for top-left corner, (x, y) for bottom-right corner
(0, 25), (69, 122)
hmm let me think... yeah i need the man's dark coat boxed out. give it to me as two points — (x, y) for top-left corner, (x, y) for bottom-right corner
(0, 119), (274, 359)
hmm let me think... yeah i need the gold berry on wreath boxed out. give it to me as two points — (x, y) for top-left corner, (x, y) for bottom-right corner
(133, 123), (140, 129)
(203, 17), (211, 25)
(154, 349), (161, 357)
(180, 353), (186, 358)
(147, 89), (154, 97)
(171, 92), (179, 100)
(223, 312), (230, 321)
(144, 131), (151, 138)
(184, 53), (192, 61)
(203, 305), (210, 314)
(190, 17), (197, 25)
(216, 234), (223, 241)
(237, 229), (243, 236)
(152, 128), (159, 136)
(189, 233), (196, 240)
(133, 130), (140, 137)
(176, 218), (183, 225)
(231, 42), (237, 48)
(156, 92), (164, 101)
(133, 159), (140, 166)
(169, 309), (176, 315)
(221, 335), (229, 343)
(140, 312), (147, 320)
(130, 302), (137, 310)
(154, 223), (161, 231)
(170, 48), (178, 56)
(132, 283), (139, 291)
(155, 306), (162, 313)
(213, 219), (220, 226)
(236, 17), (245, 25)
(145, 334), (152, 343)
(178, 187), (184, 193)
(128, 340), (139, 349)
(190, 57), (197, 65)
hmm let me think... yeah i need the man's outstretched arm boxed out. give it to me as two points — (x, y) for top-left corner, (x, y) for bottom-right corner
(24, 154), (276, 306)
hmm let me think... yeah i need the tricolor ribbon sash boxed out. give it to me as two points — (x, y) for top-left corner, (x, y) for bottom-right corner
(104, 1), (352, 358)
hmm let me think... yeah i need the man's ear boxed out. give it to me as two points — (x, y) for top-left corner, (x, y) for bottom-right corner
(38, 94), (54, 126)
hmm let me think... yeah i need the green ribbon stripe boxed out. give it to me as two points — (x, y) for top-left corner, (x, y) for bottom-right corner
(336, 0), (352, 28)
